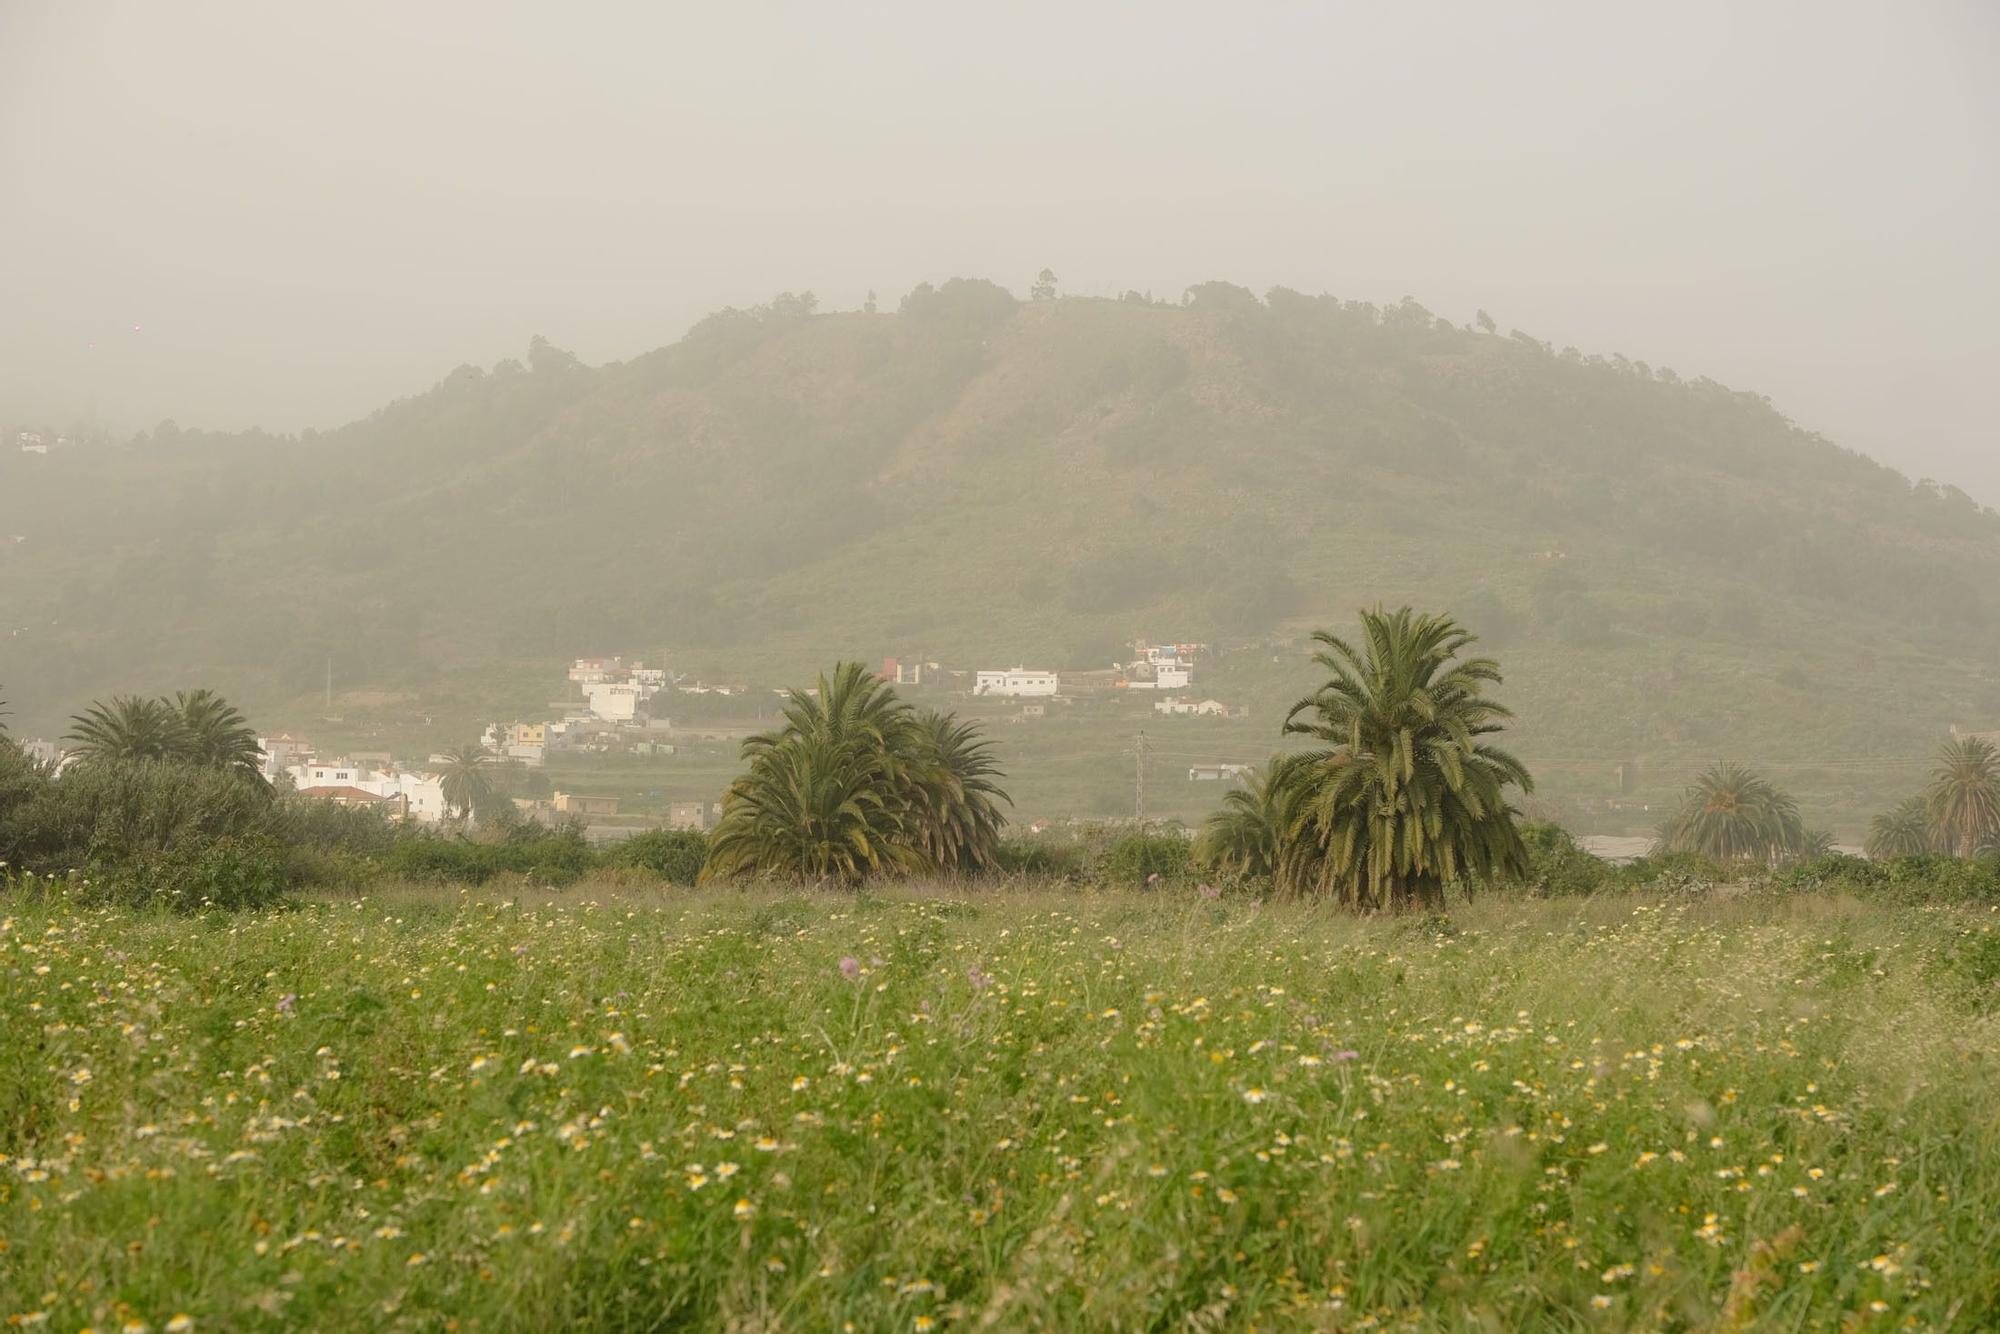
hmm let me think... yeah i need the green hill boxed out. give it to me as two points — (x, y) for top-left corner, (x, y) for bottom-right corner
(3, 280), (1997, 832)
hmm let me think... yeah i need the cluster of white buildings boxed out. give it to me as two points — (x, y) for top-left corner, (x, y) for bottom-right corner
(567, 656), (673, 723)
(259, 734), (451, 822)
(1154, 696), (1238, 718)
(964, 639), (1205, 700)
(481, 657), (694, 767)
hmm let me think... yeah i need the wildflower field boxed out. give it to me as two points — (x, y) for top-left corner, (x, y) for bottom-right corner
(4, 887), (1998, 1331)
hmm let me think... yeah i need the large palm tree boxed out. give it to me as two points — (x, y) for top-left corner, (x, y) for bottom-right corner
(1866, 796), (1940, 861)
(172, 688), (263, 776)
(703, 662), (1009, 885)
(1275, 607), (1533, 910)
(66, 696), (189, 764)
(1926, 736), (2000, 859)
(437, 743), (496, 821)
(1655, 763), (1806, 864)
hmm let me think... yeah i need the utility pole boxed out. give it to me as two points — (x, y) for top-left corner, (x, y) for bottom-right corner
(1135, 729), (1147, 823)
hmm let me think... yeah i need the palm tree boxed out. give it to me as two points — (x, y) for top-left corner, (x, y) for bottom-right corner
(904, 709), (1010, 874)
(1655, 763), (1806, 864)
(437, 743), (496, 821)
(703, 732), (926, 885)
(1866, 796), (1940, 860)
(66, 696), (189, 764)
(1926, 736), (2000, 859)
(702, 662), (1009, 885)
(172, 688), (263, 776)
(1193, 753), (1307, 881)
(1276, 607), (1533, 910)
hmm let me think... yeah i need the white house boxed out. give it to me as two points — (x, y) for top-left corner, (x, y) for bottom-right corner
(973, 667), (1060, 698)
(1187, 762), (1253, 782)
(569, 656), (621, 685)
(287, 757), (450, 822)
(256, 733), (315, 779)
(1154, 697), (1233, 717)
(583, 681), (643, 722)
(19, 738), (65, 769)
(1153, 664), (1192, 690)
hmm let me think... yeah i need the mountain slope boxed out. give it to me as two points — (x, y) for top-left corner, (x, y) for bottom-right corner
(2, 280), (1996, 826)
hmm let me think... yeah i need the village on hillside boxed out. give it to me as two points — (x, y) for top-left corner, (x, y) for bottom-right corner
(11, 640), (1257, 838)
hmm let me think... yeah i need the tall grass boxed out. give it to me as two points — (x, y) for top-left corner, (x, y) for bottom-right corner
(2, 887), (1996, 1329)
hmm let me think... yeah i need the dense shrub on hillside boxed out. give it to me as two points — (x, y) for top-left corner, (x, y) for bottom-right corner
(604, 829), (708, 885)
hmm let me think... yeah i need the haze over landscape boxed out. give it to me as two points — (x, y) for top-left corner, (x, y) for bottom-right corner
(12, 7), (2000, 1330)
(3, 1), (1996, 500)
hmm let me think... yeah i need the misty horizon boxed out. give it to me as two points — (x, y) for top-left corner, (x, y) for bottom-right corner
(3, 1), (1996, 501)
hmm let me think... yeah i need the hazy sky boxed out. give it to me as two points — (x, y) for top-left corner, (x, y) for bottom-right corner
(3, 2), (1996, 499)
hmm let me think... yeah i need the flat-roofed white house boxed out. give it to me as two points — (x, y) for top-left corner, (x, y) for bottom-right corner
(583, 681), (643, 721)
(973, 667), (1060, 698)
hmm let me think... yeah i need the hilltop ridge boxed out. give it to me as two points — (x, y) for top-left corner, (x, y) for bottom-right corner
(2, 280), (1996, 825)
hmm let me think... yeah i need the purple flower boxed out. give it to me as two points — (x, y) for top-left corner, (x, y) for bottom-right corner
(275, 993), (297, 1015)
(1197, 882), (1221, 900)
(1146, 872), (1161, 886)
(966, 965), (991, 990)
(838, 956), (861, 981)
(1332, 1049), (1360, 1063)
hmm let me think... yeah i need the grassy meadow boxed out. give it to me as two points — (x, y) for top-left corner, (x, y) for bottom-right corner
(4, 884), (1999, 1331)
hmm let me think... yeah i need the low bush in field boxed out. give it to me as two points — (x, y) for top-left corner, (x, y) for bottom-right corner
(990, 837), (1092, 881)
(603, 829), (708, 885)
(1517, 820), (1612, 895)
(90, 834), (290, 912)
(378, 826), (600, 886)
(1095, 829), (1195, 887)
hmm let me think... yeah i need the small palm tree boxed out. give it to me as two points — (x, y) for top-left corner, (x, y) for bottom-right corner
(905, 709), (1010, 874)
(1193, 754), (1305, 880)
(1656, 763), (1806, 864)
(1277, 607), (1533, 909)
(437, 744), (495, 822)
(702, 662), (1009, 885)
(66, 696), (189, 764)
(1866, 796), (1939, 860)
(703, 733), (925, 885)
(172, 688), (263, 776)
(1926, 736), (2000, 858)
